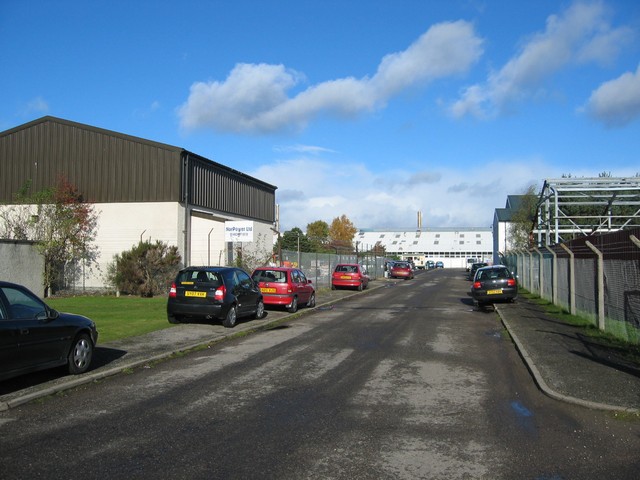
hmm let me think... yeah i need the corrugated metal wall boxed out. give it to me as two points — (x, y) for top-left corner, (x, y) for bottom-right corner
(187, 155), (275, 223)
(0, 117), (276, 223)
(0, 117), (182, 203)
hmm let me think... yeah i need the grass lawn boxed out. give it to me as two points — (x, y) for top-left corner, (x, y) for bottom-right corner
(46, 295), (173, 343)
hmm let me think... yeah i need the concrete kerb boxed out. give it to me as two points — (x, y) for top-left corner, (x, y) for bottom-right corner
(0, 281), (388, 411)
(494, 305), (640, 414)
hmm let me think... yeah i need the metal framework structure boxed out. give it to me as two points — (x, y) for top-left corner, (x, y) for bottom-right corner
(535, 177), (640, 245)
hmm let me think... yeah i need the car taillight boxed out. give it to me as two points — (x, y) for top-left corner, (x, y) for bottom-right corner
(507, 279), (516, 287)
(169, 283), (177, 298)
(473, 281), (482, 289)
(214, 285), (226, 301)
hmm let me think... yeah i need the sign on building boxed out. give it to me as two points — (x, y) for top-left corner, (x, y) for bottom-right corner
(224, 221), (254, 242)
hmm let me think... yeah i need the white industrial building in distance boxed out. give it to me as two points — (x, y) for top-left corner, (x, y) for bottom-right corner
(355, 227), (493, 269)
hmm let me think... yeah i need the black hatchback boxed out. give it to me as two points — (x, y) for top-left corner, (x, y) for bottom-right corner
(167, 267), (265, 328)
(0, 281), (98, 381)
(469, 265), (518, 307)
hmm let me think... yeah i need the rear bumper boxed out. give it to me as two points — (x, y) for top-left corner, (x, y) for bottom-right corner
(332, 279), (363, 288)
(262, 293), (295, 307)
(167, 301), (225, 320)
(470, 288), (517, 303)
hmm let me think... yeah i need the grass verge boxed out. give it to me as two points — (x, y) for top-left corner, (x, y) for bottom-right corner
(46, 295), (172, 343)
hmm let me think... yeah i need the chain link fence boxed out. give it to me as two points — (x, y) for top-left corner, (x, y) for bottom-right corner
(278, 250), (387, 289)
(503, 227), (640, 344)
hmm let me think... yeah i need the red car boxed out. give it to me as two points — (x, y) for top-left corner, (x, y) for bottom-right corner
(389, 261), (414, 280)
(251, 267), (316, 313)
(331, 264), (370, 291)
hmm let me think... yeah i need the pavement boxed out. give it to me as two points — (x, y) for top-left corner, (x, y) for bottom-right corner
(2, 275), (640, 413)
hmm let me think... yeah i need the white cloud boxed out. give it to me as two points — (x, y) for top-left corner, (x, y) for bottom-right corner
(450, 0), (632, 119)
(273, 144), (336, 155)
(583, 64), (640, 127)
(23, 96), (49, 116)
(250, 156), (546, 232)
(178, 21), (483, 134)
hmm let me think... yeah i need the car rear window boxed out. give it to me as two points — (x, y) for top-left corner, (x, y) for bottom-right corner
(177, 270), (222, 287)
(252, 270), (287, 283)
(336, 265), (358, 273)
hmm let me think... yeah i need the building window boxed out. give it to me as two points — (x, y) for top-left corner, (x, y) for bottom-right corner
(434, 241), (439, 245)
(459, 241), (464, 245)
(476, 241), (481, 245)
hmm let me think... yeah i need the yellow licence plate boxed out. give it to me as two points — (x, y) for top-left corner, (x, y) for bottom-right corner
(185, 291), (207, 298)
(487, 289), (503, 295)
(340, 275), (351, 279)
(261, 287), (276, 293)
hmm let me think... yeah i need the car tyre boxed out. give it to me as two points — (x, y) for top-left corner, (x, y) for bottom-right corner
(287, 296), (298, 313)
(168, 314), (181, 324)
(306, 292), (316, 308)
(254, 299), (265, 319)
(331, 284), (336, 290)
(358, 282), (363, 291)
(67, 333), (93, 375)
(223, 305), (237, 328)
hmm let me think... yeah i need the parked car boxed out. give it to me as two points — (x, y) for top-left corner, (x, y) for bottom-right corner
(426, 260), (435, 269)
(0, 281), (98, 381)
(167, 266), (264, 328)
(468, 262), (488, 280)
(469, 265), (518, 307)
(435, 261), (444, 268)
(331, 264), (370, 291)
(389, 261), (414, 280)
(251, 267), (315, 313)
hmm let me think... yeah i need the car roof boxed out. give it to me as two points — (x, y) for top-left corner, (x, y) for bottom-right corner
(476, 265), (507, 271)
(0, 281), (25, 289)
(253, 266), (297, 271)
(336, 263), (359, 266)
(181, 266), (238, 272)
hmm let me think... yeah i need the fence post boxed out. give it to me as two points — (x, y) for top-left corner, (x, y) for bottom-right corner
(559, 243), (576, 316)
(585, 241), (605, 331)
(545, 245), (557, 306)
(533, 247), (544, 299)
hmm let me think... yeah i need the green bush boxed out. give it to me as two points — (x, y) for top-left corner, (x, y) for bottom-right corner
(106, 240), (182, 297)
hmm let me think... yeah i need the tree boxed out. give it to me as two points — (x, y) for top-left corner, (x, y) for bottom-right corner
(0, 178), (100, 295)
(279, 227), (312, 252)
(508, 185), (538, 250)
(329, 214), (358, 251)
(306, 220), (330, 251)
(106, 240), (181, 297)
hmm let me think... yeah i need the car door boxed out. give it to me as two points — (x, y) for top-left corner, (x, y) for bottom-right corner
(0, 290), (24, 379)
(294, 269), (311, 304)
(234, 270), (260, 317)
(0, 285), (69, 375)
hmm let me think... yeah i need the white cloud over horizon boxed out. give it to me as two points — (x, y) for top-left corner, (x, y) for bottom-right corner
(178, 21), (483, 134)
(251, 155), (551, 232)
(450, 0), (634, 120)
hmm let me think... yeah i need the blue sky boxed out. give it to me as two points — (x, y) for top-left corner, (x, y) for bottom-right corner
(2, 0), (640, 232)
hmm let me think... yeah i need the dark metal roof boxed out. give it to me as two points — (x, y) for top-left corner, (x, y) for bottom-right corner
(0, 116), (277, 222)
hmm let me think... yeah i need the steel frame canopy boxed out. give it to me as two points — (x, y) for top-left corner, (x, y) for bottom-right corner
(534, 177), (640, 245)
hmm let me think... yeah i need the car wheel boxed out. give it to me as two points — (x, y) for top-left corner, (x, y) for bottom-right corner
(223, 305), (237, 328)
(287, 296), (298, 313)
(331, 284), (336, 290)
(306, 292), (316, 308)
(357, 282), (363, 291)
(167, 314), (181, 324)
(67, 333), (93, 375)
(254, 300), (265, 319)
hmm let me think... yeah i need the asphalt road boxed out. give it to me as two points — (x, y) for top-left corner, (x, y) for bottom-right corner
(1, 269), (639, 479)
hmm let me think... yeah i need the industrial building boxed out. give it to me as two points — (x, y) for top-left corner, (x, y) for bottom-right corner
(356, 227), (493, 269)
(0, 116), (277, 290)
